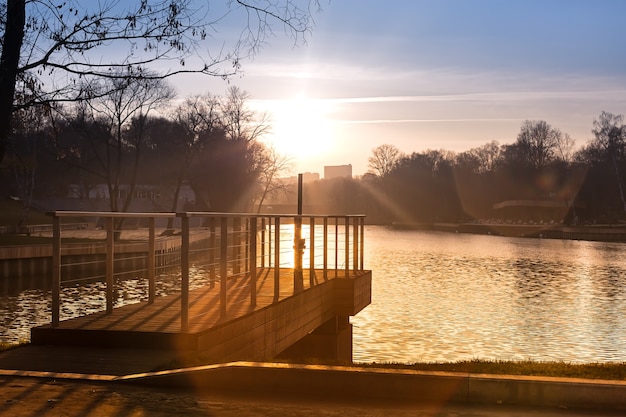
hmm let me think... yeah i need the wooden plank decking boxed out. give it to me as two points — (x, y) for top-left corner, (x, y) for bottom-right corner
(31, 268), (372, 362)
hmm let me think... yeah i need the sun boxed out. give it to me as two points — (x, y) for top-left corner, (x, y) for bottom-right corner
(264, 93), (336, 162)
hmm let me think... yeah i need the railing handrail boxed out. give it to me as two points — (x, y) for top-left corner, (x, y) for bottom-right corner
(47, 211), (177, 218)
(48, 210), (366, 219)
(176, 212), (366, 219)
(48, 211), (366, 331)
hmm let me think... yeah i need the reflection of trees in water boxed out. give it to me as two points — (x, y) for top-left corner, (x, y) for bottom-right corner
(0, 264), (215, 343)
(592, 266), (625, 299)
(511, 258), (568, 299)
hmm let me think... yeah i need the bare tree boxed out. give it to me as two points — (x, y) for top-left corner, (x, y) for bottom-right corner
(6, 101), (52, 226)
(186, 87), (274, 212)
(368, 144), (403, 178)
(515, 120), (562, 168)
(591, 111), (626, 214)
(161, 93), (223, 227)
(0, 0), (318, 164)
(555, 133), (576, 163)
(76, 73), (175, 214)
(220, 86), (271, 142)
(254, 145), (293, 213)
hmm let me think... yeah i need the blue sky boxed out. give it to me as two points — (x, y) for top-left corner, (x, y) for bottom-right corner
(175, 0), (626, 176)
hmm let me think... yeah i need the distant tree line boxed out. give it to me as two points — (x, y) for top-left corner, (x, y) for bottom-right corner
(0, 0), (313, 226)
(302, 112), (626, 226)
(1, 82), (291, 225)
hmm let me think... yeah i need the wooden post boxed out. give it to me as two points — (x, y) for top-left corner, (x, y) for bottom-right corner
(209, 217), (216, 288)
(250, 217), (257, 306)
(309, 216), (315, 287)
(106, 217), (114, 314)
(51, 214), (61, 327)
(294, 215), (304, 294)
(148, 217), (155, 304)
(353, 216), (358, 274)
(360, 217), (365, 270)
(294, 174), (304, 294)
(243, 217), (247, 273)
(233, 217), (241, 276)
(220, 216), (228, 318)
(323, 216), (328, 281)
(181, 215), (190, 332)
(344, 216), (350, 277)
(260, 217), (266, 268)
(274, 216), (280, 300)
(334, 217), (339, 278)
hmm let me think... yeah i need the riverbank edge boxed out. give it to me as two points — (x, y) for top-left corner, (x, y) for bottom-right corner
(2, 361), (625, 412)
(390, 222), (626, 242)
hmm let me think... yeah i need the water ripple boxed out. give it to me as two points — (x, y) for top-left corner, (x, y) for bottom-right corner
(352, 227), (626, 363)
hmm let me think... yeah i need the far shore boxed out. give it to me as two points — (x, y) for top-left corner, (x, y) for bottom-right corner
(388, 221), (626, 243)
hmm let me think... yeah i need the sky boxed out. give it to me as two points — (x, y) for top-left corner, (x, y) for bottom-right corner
(174, 0), (626, 176)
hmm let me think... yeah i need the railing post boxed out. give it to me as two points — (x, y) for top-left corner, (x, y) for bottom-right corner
(360, 216), (365, 270)
(148, 217), (155, 304)
(260, 217), (266, 268)
(293, 215), (304, 294)
(309, 216), (315, 287)
(344, 216), (350, 277)
(353, 216), (358, 273)
(106, 217), (114, 314)
(209, 217), (216, 288)
(323, 216), (328, 281)
(274, 216), (280, 300)
(334, 217), (339, 278)
(51, 214), (61, 327)
(233, 217), (241, 275)
(181, 214), (190, 332)
(220, 216), (228, 318)
(250, 216), (257, 306)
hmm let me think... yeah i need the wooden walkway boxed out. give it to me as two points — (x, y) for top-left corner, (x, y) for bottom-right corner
(31, 268), (372, 362)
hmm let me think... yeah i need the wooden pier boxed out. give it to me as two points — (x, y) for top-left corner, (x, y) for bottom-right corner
(31, 212), (372, 363)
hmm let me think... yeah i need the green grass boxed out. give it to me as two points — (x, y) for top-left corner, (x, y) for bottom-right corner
(156, 352), (626, 381)
(0, 198), (50, 226)
(361, 359), (626, 381)
(2, 342), (625, 381)
(0, 198), (93, 246)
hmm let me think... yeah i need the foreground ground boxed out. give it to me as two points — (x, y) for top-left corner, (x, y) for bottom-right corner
(1, 376), (622, 417)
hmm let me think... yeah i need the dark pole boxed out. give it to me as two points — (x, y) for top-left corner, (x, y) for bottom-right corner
(298, 173), (303, 215)
(294, 174), (304, 293)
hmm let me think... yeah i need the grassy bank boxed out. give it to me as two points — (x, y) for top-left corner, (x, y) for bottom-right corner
(363, 359), (626, 381)
(1, 343), (624, 380)
(158, 351), (626, 381)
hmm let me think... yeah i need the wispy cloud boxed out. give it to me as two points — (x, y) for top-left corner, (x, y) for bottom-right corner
(336, 118), (525, 125)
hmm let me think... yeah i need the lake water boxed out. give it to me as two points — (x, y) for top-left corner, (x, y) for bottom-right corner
(2, 226), (626, 364)
(353, 226), (626, 363)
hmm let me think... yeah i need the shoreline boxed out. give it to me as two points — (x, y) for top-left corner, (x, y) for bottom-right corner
(1, 359), (625, 415)
(389, 222), (626, 243)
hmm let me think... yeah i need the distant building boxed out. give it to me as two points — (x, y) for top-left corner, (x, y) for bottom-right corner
(301, 172), (320, 183)
(67, 183), (195, 204)
(324, 164), (352, 179)
(276, 172), (320, 187)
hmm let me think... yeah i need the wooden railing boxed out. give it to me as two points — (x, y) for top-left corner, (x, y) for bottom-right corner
(48, 211), (366, 330)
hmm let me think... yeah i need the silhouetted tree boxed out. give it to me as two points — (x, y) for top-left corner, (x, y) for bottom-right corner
(0, 0), (318, 164)
(254, 146), (293, 213)
(188, 88), (270, 212)
(367, 144), (403, 178)
(515, 120), (564, 169)
(577, 111), (626, 219)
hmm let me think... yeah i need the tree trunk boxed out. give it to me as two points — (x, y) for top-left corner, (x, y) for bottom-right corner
(0, 0), (26, 165)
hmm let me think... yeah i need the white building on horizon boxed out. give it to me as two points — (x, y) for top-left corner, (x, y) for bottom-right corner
(324, 164), (352, 180)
